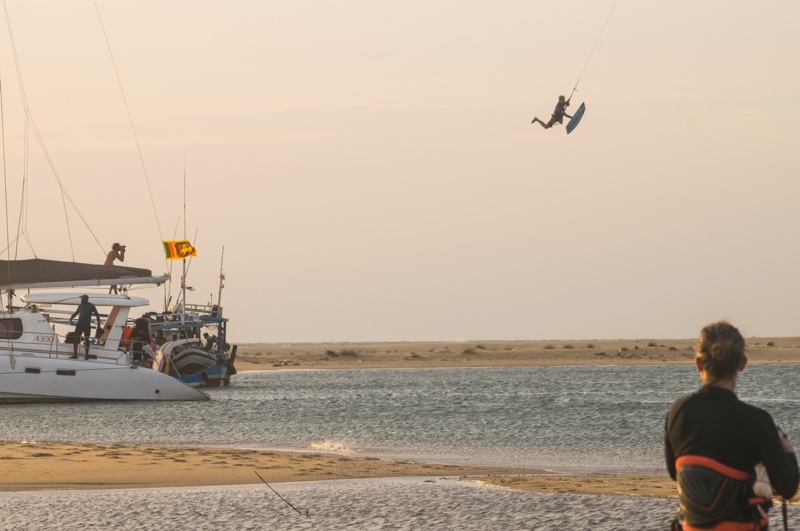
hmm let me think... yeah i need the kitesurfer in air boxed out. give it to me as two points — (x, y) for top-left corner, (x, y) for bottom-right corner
(531, 95), (572, 129)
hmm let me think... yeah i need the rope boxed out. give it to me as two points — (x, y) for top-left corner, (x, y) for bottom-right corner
(92, 1), (166, 264)
(1, 0), (105, 258)
(255, 471), (309, 517)
(569, 0), (618, 101)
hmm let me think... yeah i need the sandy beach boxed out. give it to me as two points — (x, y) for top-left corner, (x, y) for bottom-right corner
(0, 440), (676, 499)
(5, 337), (800, 501)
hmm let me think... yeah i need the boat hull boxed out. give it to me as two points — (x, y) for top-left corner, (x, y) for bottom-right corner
(170, 349), (217, 376)
(0, 354), (209, 402)
(175, 346), (237, 388)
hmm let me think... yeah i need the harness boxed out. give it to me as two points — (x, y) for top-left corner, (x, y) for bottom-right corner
(673, 455), (769, 531)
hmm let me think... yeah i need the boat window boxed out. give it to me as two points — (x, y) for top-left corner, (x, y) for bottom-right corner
(56, 370), (76, 376)
(0, 318), (23, 340)
(25, 367), (41, 374)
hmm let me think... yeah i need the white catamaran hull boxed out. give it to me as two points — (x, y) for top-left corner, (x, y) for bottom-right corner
(0, 353), (208, 402)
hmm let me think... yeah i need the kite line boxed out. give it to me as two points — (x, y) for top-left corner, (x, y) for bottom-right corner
(569, 0), (618, 101)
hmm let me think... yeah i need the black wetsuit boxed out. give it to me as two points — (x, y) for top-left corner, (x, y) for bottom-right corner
(665, 385), (799, 525)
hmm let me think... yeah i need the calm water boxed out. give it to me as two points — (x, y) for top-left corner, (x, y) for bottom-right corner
(3, 364), (799, 473)
(2, 364), (799, 529)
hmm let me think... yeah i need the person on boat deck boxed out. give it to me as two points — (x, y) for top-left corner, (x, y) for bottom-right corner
(155, 330), (167, 347)
(203, 333), (216, 351)
(531, 95), (572, 129)
(104, 242), (126, 294)
(665, 321), (798, 530)
(130, 318), (151, 363)
(69, 295), (101, 360)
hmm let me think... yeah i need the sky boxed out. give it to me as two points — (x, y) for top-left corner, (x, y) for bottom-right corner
(0, 1), (798, 343)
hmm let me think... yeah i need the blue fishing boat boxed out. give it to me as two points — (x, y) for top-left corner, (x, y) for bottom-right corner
(136, 247), (237, 388)
(145, 305), (237, 387)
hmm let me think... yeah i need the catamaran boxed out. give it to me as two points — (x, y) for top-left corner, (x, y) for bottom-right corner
(0, 259), (210, 402)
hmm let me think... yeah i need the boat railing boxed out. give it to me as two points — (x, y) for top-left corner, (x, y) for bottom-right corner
(184, 303), (223, 318)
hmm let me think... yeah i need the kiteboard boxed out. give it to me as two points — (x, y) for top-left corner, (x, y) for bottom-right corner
(566, 102), (586, 134)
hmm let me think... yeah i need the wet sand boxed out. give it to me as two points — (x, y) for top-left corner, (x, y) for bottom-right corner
(0, 441), (532, 491)
(6, 337), (800, 499)
(0, 440), (677, 498)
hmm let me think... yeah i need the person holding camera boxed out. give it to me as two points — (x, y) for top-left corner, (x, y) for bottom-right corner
(104, 242), (126, 294)
(665, 321), (798, 530)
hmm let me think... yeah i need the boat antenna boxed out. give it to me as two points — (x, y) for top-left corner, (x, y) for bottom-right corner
(216, 246), (225, 314)
(165, 216), (182, 312)
(175, 227), (199, 314)
(254, 471), (309, 517)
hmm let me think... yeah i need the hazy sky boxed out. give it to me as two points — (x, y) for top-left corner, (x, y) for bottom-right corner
(0, 1), (798, 343)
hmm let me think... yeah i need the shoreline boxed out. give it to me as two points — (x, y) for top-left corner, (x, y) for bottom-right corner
(0, 440), (675, 498)
(231, 338), (800, 372)
(4, 441), (797, 505)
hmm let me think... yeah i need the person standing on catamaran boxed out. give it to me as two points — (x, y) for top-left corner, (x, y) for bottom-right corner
(104, 242), (126, 294)
(69, 295), (101, 360)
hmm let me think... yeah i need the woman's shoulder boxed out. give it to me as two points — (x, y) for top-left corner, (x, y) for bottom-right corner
(735, 398), (775, 425)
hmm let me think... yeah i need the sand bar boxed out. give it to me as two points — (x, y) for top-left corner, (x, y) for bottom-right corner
(0, 440), (683, 498)
(232, 337), (800, 372)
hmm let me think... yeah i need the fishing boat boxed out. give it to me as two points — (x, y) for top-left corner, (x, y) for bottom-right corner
(145, 302), (237, 387)
(149, 246), (237, 388)
(0, 259), (209, 402)
(161, 338), (216, 377)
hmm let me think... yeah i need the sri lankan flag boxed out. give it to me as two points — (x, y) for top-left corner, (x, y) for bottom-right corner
(163, 240), (197, 260)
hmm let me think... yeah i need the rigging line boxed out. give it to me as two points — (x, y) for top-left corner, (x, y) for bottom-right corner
(18, 108), (28, 259)
(92, 1), (165, 246)
(24, 115), (105, 255)
(2, 0), (30, 259)
(3, 0), (103, 257)
(1, 77), (11, 298)
(0, 0), (14, 306)
(570, 0), (618, 100)
(59, 180), (74, 261)
(15, 116), (28, 259)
